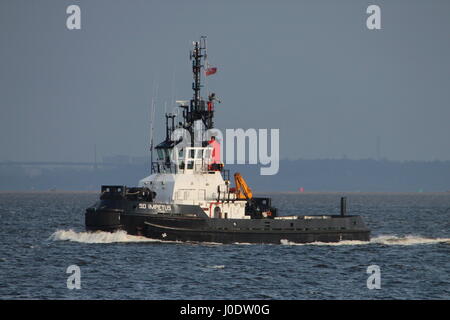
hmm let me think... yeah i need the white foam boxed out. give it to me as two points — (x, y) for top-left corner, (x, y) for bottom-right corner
(371, 235), (450, 246)
(48, 230), (450, 246)
(281, 239), (371, 246)
(48, 229), (160, 244)
(206, 265), (225, 269)
(280, 235), (450, 246)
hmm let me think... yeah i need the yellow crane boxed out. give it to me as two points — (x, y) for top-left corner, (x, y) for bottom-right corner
(234, 173), (253, 200)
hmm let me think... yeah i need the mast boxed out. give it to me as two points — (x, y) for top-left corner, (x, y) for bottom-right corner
(183, 36), (215, 147)
(192, 38), (203, 116)
(156, 37), (217, 152)
(151, 37), (219, 174)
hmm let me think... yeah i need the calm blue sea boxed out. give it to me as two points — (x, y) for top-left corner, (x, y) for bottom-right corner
(0, 192), (449, 299)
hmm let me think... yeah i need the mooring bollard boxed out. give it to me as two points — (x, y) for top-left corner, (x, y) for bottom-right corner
(341, 197), (347, 216)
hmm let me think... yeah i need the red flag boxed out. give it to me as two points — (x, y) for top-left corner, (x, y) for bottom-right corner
(205, 67), (217, 76)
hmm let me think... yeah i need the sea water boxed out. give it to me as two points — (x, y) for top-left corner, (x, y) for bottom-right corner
(0, 192), (449, 299)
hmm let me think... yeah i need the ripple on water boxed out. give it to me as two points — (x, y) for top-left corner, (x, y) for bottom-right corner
(0, 192), (449, 299)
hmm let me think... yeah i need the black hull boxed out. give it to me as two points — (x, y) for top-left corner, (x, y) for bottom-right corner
(144, 221), (370, 244)
(86, 203), (370, 244)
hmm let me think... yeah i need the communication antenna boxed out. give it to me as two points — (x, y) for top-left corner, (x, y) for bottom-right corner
(149, 82), (158, 174)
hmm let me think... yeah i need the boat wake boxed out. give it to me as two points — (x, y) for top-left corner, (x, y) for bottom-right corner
(48, 229), (160, 244)
(48, 229), (223, 245)
(371, 235), (450, 246)
(280, 235), (450, 246)
(49, 230), (450, 246)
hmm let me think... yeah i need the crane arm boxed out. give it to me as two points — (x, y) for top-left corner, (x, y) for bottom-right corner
(234, 173), (253, 200)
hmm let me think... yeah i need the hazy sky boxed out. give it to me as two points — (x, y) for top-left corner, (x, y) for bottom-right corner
(1, 0), (449, 162)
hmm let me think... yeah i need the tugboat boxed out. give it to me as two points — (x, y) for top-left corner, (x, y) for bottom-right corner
(85, 37), (370, 244)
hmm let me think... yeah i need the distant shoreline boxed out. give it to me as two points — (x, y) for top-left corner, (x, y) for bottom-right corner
(258, 191), (450, 195)
(0, 190), (99, 194)
(1, 190), (449, 195)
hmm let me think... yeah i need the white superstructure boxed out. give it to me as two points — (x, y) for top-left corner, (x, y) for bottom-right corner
(139, 146), (248, 219)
